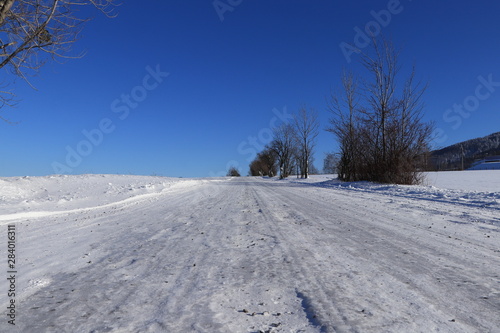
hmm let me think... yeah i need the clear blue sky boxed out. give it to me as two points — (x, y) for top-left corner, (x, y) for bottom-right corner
(1, 0), (500, 177)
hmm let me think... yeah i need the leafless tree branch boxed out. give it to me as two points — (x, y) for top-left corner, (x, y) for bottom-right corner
(0, 0), (120, 120)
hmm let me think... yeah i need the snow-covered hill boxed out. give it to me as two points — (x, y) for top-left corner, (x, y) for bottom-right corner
(0, 172), (498, 332)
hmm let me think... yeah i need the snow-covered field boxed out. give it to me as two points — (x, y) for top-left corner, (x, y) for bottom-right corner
(425, 170), (500, 192)
(0, 171), (499, 332)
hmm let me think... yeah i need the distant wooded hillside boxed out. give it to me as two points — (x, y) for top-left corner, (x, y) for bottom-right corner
(429, 132), (500, 171)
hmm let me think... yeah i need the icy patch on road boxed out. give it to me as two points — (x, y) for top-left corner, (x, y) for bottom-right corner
(23, 278), (51, 296)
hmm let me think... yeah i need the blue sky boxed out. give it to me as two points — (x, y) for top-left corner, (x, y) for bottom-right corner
(1, 0), (500, 177)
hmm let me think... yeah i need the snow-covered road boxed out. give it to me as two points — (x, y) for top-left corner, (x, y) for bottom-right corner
(1, 175), (499, 332)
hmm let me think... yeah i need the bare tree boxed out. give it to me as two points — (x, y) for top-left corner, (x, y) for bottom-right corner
(389, 66), (434, 183)
(327, 70), (361, 181)
(0, 0), (119, 119)
(293, 106), (319, 179)
(258, 148), (277, 177)
(270, 124), (296, 179)
(249, 158), (264, 176)
(362, 39), (433, 184)
(328, 38), (433, 184)
(361, 39), (399, 169)
(323, 153), (338, 174)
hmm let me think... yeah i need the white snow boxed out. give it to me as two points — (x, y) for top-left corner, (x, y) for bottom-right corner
(0, 171), (498, 332)
(425, 170), (500, 192)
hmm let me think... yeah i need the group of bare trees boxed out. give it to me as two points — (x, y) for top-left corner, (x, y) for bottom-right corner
(0, 0), (118, 118)
(249, 107), (319, 179)
(327, 39), (433, 185)
(249, 39), (433, 185)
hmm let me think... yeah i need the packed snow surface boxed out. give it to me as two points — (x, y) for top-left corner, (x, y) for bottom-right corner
(0, 171), (499, 332)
